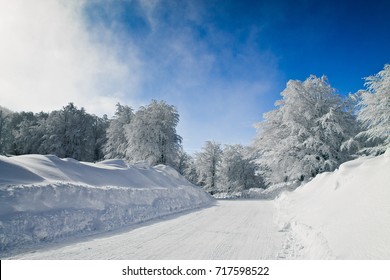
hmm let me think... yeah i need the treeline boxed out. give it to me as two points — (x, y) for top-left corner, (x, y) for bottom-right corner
(0, 99), (262, 194)
(190, 141), (264, 194)
(0, 64), (389, 194)
(0, 100), (182, 164)
(0, 103), (108, 162)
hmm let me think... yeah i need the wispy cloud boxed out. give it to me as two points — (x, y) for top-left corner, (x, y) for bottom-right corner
(119, 0), (281, 149)
(0, 0), (141, 115)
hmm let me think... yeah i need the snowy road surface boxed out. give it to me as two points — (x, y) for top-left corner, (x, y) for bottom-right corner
(9, 200), (284, 259)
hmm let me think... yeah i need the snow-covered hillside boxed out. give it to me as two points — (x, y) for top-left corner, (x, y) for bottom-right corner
(276, 149), (390, 259)
(0, 155), (213, 254)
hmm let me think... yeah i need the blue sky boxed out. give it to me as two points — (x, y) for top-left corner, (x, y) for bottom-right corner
(80, 0), (390, 152)
(1, 0), (389, 153)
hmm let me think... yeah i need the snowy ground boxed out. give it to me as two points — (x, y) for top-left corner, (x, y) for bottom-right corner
(6, 200), (283, 259)
(276, 149), (390, 259)
(1, 151), (389, 259)
(0, 154), (213, 255)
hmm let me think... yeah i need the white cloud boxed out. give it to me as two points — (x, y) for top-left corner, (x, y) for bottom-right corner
(0, 0), (141, 116)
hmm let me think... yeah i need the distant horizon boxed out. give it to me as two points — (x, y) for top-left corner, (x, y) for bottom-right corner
(1, 0), (389, 152)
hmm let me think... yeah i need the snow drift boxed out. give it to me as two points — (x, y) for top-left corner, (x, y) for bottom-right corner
(0, 155), (213, 253)
(276, 149), (390, 259)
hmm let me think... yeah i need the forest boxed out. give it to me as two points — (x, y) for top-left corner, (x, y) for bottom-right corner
(1, 64), (389, 195)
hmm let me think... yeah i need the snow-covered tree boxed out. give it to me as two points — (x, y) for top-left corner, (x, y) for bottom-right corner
(10, 111), (48, 155)
(194, 141), (222, 194)
(125, 100), (182, 166)
(356, 64), (390, 155)
(219, 144), (263, 192)
(1, 104), (107, 161)
(41, 103), (101, 161)
(104, 103), (134, 159)
(182, 154), (199, 185)
(90, 114), (109, 161)
(219, 145), (244, 193)
(173, 147), (190, 174)
(0, 106), (12, 154)
(240, 146), (265, 190)
(171, 147), (199, 184)
(254, 75), (357, 184)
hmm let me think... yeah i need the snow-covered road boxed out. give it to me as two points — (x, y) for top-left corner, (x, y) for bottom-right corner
(9, 200), (284, 259)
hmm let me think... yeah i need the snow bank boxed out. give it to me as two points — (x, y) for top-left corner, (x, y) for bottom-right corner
(275, 150), (390, 259)
(0, 155), (213, 253)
